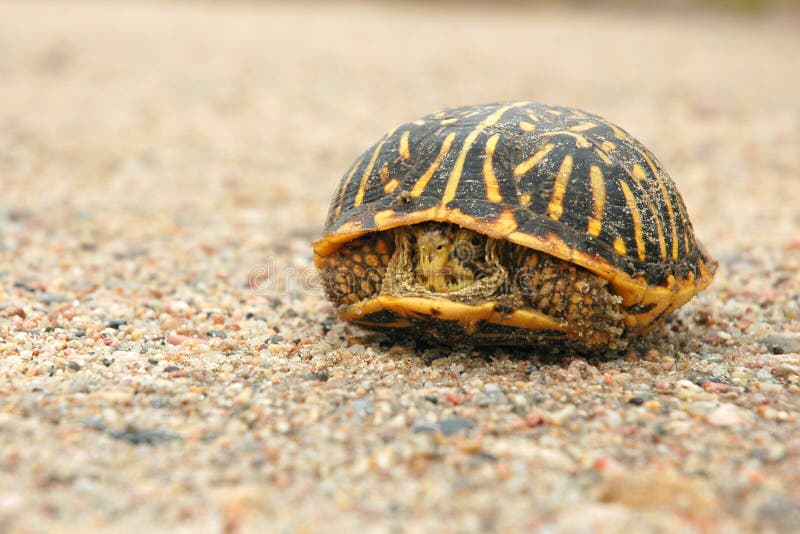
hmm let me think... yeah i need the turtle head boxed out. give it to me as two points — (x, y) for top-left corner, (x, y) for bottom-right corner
(412, 224), (476, 293)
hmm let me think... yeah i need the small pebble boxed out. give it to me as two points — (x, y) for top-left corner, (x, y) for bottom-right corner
(437, 418), (474, 436)
(706, 403), (747, 427)
(772, 363), (799, 378)
(761, 334), (800, 354)
(525, 412), (544, 427)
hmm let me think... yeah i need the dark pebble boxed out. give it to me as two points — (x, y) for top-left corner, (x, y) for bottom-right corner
(81, 417), (106, 431)
(694, 376), (729, 386)
(628, 397), (645, 406)
(2, 208), (29, 222)
(113, 248), (148, 260)
(164, 365), (180, 373)
(207, 330), (227, 338)
(148, 358), (159, 365)
(106, 319), (127, 330)
(38, 293), (70, 305)
(476, 391), (506, 407)
(475, 451), (499, 462)
(303, 372), (330, 382)
(321, 317), (336, 334)
(109, 427), (178, 445)
(438, 418), (474, 436)
(424, 395), (438, 404)
(149, 396), (171, 408)
(267, 334), (283, 344)
(350, 398), (374, 417)
(511, 405), (528, 417)
(102, 358), (113, 367)
(67, 361), (81, 371)
(72, 330), (86, 338)
(13, 281), (37, 292)
(413, 423), (438, 434)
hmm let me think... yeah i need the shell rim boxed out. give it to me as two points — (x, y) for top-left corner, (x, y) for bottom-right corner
(313, 204), (716, 333)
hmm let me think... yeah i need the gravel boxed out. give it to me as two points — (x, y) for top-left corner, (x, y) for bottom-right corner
(1, 1), (799, 533)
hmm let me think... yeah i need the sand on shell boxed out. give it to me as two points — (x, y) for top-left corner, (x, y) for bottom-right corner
(1, 1), (799, 532)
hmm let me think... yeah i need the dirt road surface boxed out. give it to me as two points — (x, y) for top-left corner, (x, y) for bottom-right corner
(1, 1), (799, 532)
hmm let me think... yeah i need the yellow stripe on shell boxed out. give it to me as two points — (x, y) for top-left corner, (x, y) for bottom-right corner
(631, 176), (668, 260)
(441, 102), (526, 206)
(631, 163), (646, 182)
(613, 236), (627, 255)
(547, 155), (573, 221)
(483, 134), (503, 203)
(623, 162), (667, 260)
(399, 131), (411, 160)
(540, 130), (591, 149)
(569, 122), (597, 132)
(519, 121), (537, 132)
(463, 108), (485, 118)
(637, 147), (679, 260)
(354, 140), (387, 207)
(642, 193), (668, 260)
(514, 143), (554, 177)
(676, 197), (692, 255)
(618, 179), (647, 261)
(610, 125), (630, 141)
(339, 296), (567, 333)
(593, 148), (612, 165)
(587, 165), (606, 237)
(410, 131), (457, 198)
(333, 156), (363, 221)
(383, 178), (400, 194)
(494, 208), (518, 234)
(601, 140), (616, 152)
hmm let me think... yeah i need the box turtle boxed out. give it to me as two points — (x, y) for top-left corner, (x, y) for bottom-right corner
(313, 102), (717, 350)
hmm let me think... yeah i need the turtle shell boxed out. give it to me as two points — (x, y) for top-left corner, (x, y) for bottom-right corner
(313, 102), (716, 334)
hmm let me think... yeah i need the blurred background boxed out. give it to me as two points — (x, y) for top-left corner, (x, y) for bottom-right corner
(1, 0), (799, 257)
(2, 3), (800, 531)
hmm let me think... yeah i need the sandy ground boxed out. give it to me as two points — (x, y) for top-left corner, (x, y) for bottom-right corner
(1, 1), (799, 532)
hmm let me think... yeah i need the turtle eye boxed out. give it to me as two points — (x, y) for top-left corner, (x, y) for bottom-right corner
(471, 237), (481, 246)
(436, 244), (445, 251)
